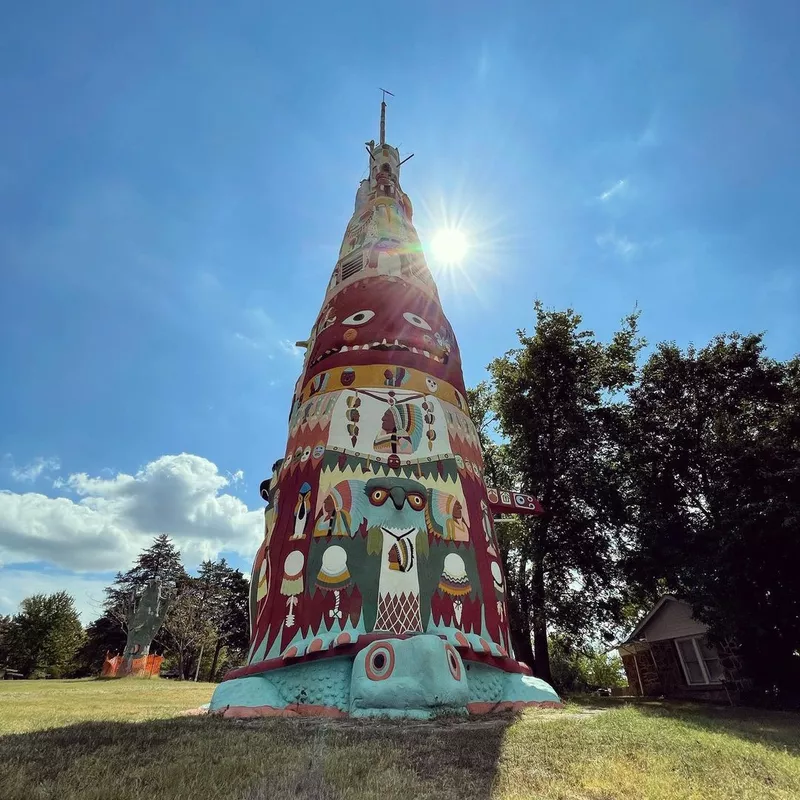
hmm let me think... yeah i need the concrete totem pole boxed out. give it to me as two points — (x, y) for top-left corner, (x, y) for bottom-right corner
(103, 578), (169, 677)
(210, 100), (561, 718)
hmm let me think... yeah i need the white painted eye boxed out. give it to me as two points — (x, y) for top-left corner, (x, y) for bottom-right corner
(342, 310), (375, 326)
(403, 311), (431, 330)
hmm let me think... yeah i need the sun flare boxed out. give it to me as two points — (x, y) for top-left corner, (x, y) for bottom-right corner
(430, 228), (469, 264)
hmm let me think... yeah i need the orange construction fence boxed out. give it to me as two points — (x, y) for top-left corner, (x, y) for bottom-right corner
(101, 652), (164, 678)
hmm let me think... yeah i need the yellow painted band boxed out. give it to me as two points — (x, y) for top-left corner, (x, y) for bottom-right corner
(299, 363), (467, 412)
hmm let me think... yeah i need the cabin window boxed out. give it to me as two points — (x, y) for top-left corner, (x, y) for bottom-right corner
(675, 636), (724, 685)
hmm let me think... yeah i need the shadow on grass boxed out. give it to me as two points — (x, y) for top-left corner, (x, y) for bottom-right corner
(567, 694), (800, 756)
(0, 713), (518, 800)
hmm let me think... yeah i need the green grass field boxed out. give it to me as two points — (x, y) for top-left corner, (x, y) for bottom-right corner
(1, 679), (799, 800)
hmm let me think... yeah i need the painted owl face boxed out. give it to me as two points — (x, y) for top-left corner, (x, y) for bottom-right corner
(306, 277), (462, 387)
(362, 476), (428, 534)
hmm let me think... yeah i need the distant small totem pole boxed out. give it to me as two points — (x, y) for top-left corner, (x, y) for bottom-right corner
(103, 578), (170, 678)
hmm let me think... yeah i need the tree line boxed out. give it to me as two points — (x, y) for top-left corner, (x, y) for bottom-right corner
(0, 535), (249, 681)
(473, 302), (799, 706)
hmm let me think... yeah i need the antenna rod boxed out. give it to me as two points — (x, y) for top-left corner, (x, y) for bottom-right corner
(379, 88), (394, 146)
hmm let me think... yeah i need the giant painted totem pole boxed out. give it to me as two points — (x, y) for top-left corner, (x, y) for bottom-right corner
(210, 103), (561, 718)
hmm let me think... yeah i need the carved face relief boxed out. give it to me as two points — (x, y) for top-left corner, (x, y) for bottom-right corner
(306, 278), (462, 384)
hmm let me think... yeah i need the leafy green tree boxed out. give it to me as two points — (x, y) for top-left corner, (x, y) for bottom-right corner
(549, 634), (625, 693)
(206, 564), (249, 681)
(159, 578), (207, 680)
(5, 592), (85, 677)
(106, 534), (188, 615)
(487, 303), (643, 682)
(624, 333), (800, 704)
(104, 535), (188, 655)
(0, 615), (12, 668)
(153, 559), (245, 680)
(74, 613), (127, 675)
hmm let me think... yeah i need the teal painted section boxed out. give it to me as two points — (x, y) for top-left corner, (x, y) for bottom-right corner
(465, 662), (561, 705)
(209, 657), (352, 712)
(501, 672), (561, 704)
(350, 635), (469, 719)
(465, 662), (506, 704)
(212, 635), (560, 716)
(210, 675), (283, 710)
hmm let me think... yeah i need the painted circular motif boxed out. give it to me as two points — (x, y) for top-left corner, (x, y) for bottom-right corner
(312, 443), (325, 460)
(308, 638), (324, 653)
(443, 553), (467, 579)
(284, 550), (305, 575)
(364, 642), (395, 681)
(490, 561), (504, 591)
(282, 646), (298, 660)
(335, 632), (352, 647)
(341, 368), (355, 386)
(387, 454), (401, 469)
(455, 632), (469, 648)
(445, 644), (462, 681)
(343, 328), (358, 343)
(479, 638), (492, 653)
(425, 376), (439, 393)
(301, 446), (311, 463)
(321, 545), (348, 574)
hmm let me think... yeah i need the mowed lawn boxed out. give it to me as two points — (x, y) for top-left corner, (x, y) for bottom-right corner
(1, 679), (799, 800)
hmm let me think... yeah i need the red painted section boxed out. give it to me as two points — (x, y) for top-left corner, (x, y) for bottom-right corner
(223, 632), (532, 682)
(485, 486), (544, 516)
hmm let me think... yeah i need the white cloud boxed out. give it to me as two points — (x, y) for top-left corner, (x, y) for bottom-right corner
(0, 567), (111, 622)
(7, 456), (61, 483)
(599, 179), (628, 202)
(0, 454), (263, 574)
(596, 231), (640, 258)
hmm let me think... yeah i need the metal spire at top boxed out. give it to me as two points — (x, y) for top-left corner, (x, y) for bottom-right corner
(379, 88), (394, 145)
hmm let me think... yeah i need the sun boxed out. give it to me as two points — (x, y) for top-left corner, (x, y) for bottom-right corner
(430, 228), (469, 264)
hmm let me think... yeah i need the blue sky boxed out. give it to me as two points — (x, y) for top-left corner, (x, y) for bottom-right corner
(1, 1), (798, 620)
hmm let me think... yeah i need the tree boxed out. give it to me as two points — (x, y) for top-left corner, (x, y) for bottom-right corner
(159, 579), (207, 679)
(204, 563), (249, 681)
(487, 303), (643, 682)
(159, 559), (249, 681)
(549, 634), (626, 693)
(106, 534), (188, 617)
(74, 614), (127, 676)
(0, 615), (12, 668)
(4, 592), (85, 677)
(624, 333), (800, 705)
(104, 535), (188, 656)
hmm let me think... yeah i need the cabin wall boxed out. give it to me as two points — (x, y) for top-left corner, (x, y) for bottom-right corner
(644, 600), (708, 642)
